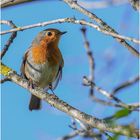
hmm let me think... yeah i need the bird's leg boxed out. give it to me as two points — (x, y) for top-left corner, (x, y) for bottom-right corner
(69, 118), (77, 130)
(49, 84), (55, 94)
(28, 79), (36, 89)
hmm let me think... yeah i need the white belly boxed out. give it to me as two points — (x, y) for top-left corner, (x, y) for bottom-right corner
(39, 62), (59, 88)
(25, 59), (59, 88)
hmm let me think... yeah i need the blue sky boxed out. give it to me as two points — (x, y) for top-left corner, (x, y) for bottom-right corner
(1, 1), (139, 140)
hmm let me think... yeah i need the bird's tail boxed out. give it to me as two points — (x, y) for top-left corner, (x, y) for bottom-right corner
(29, 95), (41, 111)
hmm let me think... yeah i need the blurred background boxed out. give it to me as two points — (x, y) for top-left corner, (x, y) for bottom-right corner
(1, 0), (139, 140)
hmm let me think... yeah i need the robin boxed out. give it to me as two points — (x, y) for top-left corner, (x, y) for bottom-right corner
(21, 28), (66, 111)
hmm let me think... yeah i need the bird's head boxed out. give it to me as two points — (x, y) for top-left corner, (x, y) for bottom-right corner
(38, 28), (67, 45)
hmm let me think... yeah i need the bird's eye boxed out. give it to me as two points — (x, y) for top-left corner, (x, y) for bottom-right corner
(47, 31), (52, 36)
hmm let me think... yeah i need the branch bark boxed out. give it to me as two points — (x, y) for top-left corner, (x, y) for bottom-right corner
(1, 62), (139, 138)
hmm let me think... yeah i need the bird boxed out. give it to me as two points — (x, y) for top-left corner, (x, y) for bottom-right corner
(20, 28), (66, 111)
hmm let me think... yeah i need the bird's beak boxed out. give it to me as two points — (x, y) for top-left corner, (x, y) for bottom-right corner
(60, 31), (67, 35)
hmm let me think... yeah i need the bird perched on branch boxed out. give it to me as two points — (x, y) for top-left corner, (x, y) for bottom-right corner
(21, 28), (66, 111)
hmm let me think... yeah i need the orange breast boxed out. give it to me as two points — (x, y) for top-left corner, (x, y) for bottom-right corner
(31, 40), (62, 65)
(32, 44), (47, 64)
(47, 46), (62, 66)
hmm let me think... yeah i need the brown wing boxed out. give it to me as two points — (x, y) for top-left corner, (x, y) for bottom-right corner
(52, 58), (64, 90)
(20, 50), (29, 79)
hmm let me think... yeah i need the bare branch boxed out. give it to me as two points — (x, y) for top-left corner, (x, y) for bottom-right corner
(128, 0), (140, 11)
(0, 20), (17, 59)
(0, 0), (131, 9)
(1, 62), (139, 138)
(58, 129), (102, 140)
(91, 96), (139, 111)
(112, 76), (140, 95)
(1, 18), (139, 45)
(63, 0), (139, 57)
(83, 76), (136, 110)
(81, 27), (95, 95)
(58, 130), (80, 140)
(129, 103), (140, 108)
(1, 18), (139, 46)
(80, 27), (139, 112)
(1, 0), (33, 8)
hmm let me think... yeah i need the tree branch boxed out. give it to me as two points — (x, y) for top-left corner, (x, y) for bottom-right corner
(1, 0), (129, 9)
(58, 129), (102, 140)
(81, 27), (95, 95)
(1, 62), (139, 138)
(1, 0), (33, 8)
(128, 0), (140, 11)
(63, 0), (139, 57)
(90, 96), (139, 111)
(0, 20), (17, 59)
(112, 75), (140, 95)
(83, 76), (138, 110)
(0, 18), (139, 48)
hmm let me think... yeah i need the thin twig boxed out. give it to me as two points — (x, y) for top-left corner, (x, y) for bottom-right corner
(91, 96), (139, 111)
(58, 129), (102, 140)
(128, 0), (140, 11)
(63, 0), (139, 57)
(58, 130), (80, 140)
(81, 27), (95, 95)
(1, 62), (139, 138)
(0, 18), (139, 45)
(0, 20), (17, 59)
(1, 0), (33, 8)
(128, 103), (140, 108)
(83, 76), (134, 109)
(112, 76), (140, 95)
